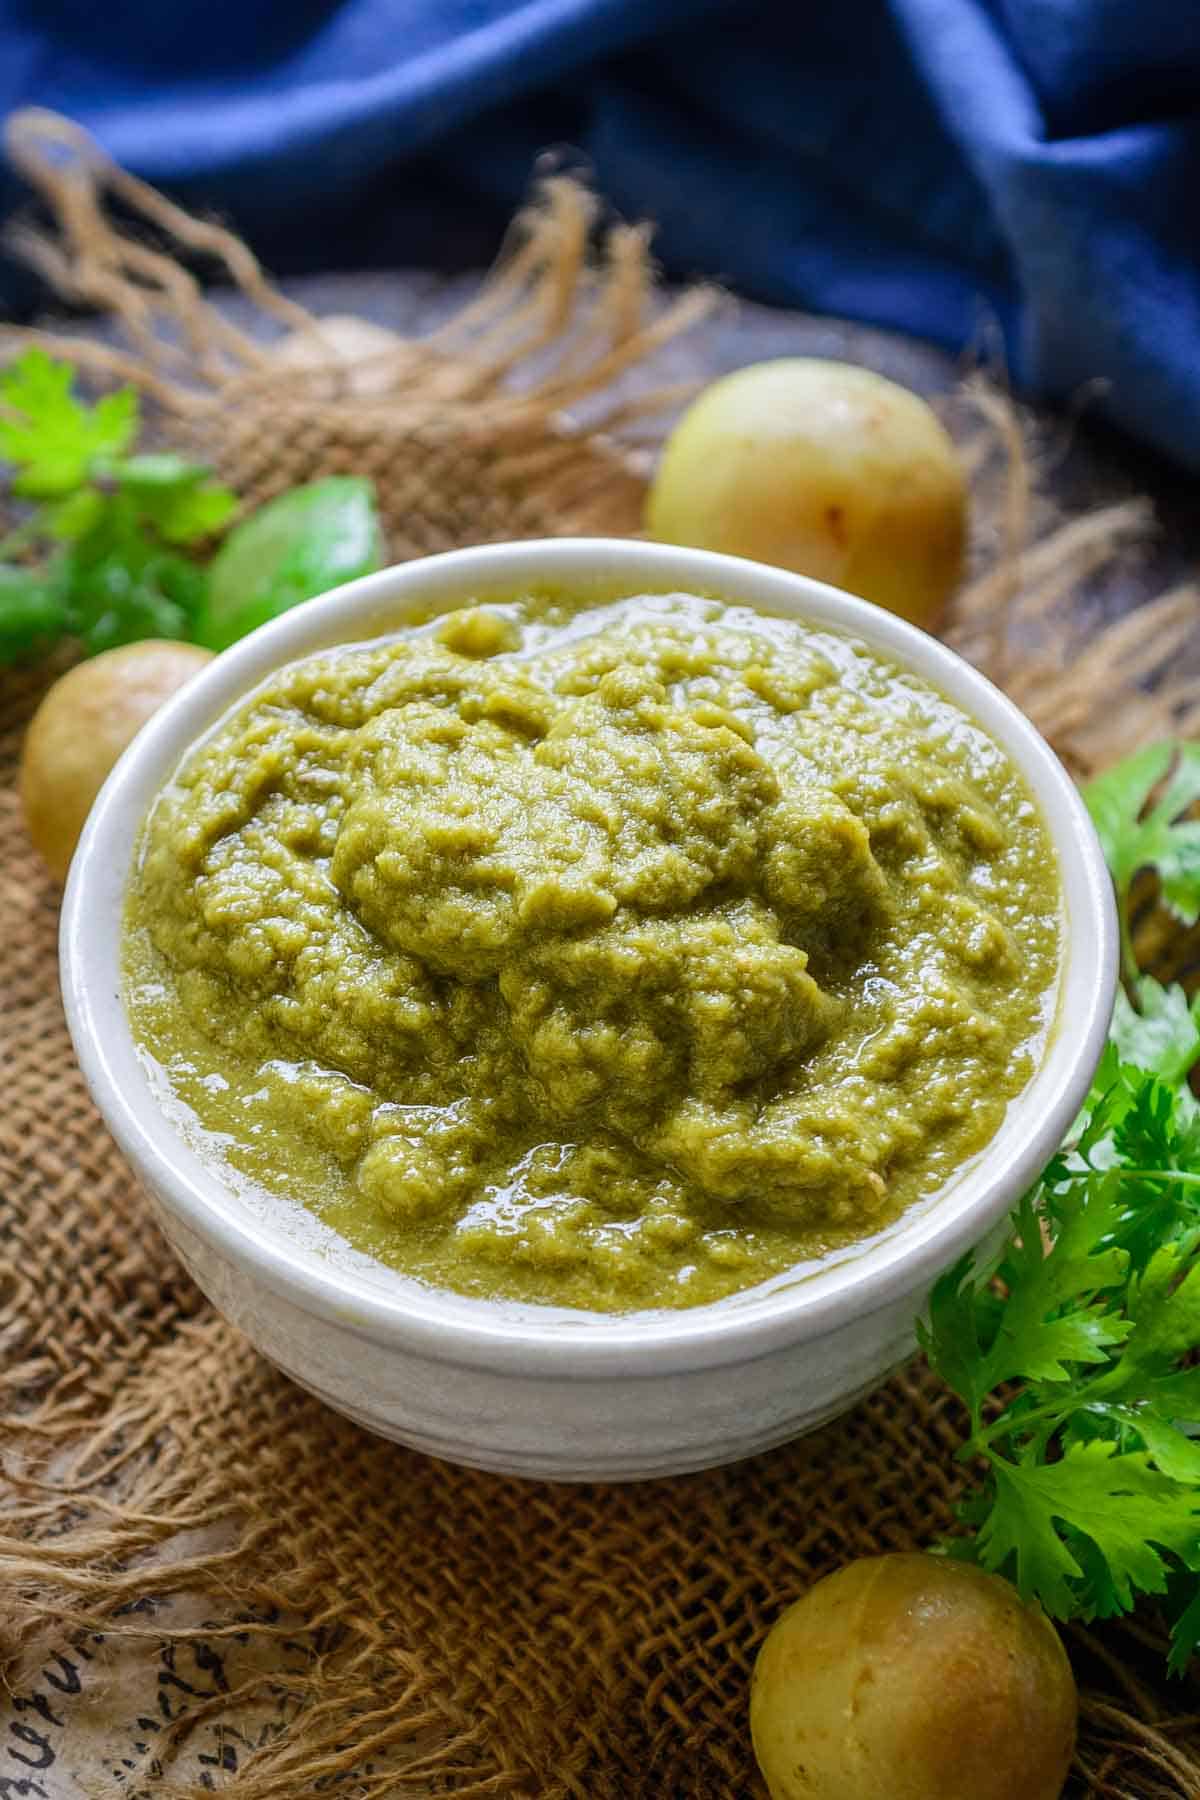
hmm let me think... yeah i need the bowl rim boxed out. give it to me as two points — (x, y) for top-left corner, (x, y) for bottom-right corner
(60, 537), (1118, 1377)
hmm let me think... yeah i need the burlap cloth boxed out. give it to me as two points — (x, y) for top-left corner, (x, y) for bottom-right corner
(3, 112), (1200, 1798)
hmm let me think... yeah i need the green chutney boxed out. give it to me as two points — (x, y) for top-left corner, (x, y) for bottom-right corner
(123, 590), (1061, 1311)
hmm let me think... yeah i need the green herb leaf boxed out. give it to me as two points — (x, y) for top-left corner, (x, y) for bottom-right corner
(1092, 1246), (1200, 1398)
(44, 487), (106, 542)
(107, 454), (238, 545)
(105, 452), (203, 487)
(975, 1457), (1087, 1618)
(978, 1441), (1199, 1619)
(1168, 1584), (1200, 1676)
(1111, 976), (1200, 1087)
(1081, 1400), (1200, 1484)
(195, 476), (382, 651)
(922, 802), (1200, 1677)
(1085, 741), (1200, 928)
(981, 1183), (1131, 1391)
(59, 493), (210, 655)
(926, 1142), (1200, 1662)
(1086, 744), (1173, 883)
(1, 356), (380, 664)
(918, 1252), (995, 1422)
(0, 351), (138, 497)
(0, 560), (69, 662)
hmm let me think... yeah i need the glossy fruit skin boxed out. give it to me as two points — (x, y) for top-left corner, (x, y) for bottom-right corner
(646, 359), (967, 631)
(750, 1553), (1077, 1800)
(20, 640), (213, 881)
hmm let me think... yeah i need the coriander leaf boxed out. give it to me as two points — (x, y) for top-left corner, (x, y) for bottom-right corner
(1167, 1580), (1200, 1676)
(105, 452), (202, 487)
(1108, 1079), (1200, 1268)
(918, 1251), (997, 1422)
(1126, 1245), (1200, 1361)
(974, 1459), (1087, 1617)
(1159, 849), (1200, 931)
(979, 1440), (1199, 1619)
(1071, 1243), (1200, 1479)
(1062, 1054), (1200, 1269)
(64, 546), (194, 653)
(0, 351), (137, 497)
(45, 488), (104, 541)
(1089, 1246), (1200, 1399)
(1080, 1403), (1200, 1484)
(1110, 976), (1200, 1088)
(1070, 1041), (1134, 1158)
(109, 454), (237, 545)
(980, 1183), (1130, 1391)
(1085, 743), (1173, 891)
(1153, 743), (1200, 843)
(149, 481), (238, 546)
(0, 352), (234, 661)
(920, 1179), (1130, 1422)
(1069, 1048), (1199, 1178)
(0, 560), (69, 662)
(1085, 740), (1200, 928)
(934, 743), (1200, 1677)
(61, 496), (209, 654)
(1110, 1071), (1185, 1179)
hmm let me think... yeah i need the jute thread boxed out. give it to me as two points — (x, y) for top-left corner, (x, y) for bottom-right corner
(2, 109), (1200, 1796)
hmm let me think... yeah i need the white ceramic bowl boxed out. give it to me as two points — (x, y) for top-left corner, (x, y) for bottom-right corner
(61, 539), (1117, 1482)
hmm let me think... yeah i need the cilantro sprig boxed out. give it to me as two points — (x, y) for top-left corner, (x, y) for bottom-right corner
(0, 350), (384, 663)
(0, 350), (236, 659)
(1085, 742), (1200, 986)
(0, 349), (139, 497)
(921, 746), (1200, 1673)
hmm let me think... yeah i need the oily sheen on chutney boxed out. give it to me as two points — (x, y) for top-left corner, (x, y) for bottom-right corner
(123, 590), (1060, 1311)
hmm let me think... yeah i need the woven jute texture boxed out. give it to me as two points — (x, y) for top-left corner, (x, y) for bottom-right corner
(3, 110), (1200, 1798)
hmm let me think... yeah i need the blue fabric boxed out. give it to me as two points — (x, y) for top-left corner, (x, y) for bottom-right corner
(1, 0), (1198, 466)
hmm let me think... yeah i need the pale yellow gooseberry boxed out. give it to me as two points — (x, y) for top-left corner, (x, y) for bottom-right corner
(647, 358), (967, 630)
(750, 1554), (1076, 1800)
(21, 639), (213, 881)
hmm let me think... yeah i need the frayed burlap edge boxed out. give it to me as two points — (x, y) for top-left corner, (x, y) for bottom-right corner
(4, 106), (1200, 780)
(2, 108), (1199, 1799)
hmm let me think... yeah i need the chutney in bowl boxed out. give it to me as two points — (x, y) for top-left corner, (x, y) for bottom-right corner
(62, 540), (1114, 1477)
(124, 587), (1059, 1314)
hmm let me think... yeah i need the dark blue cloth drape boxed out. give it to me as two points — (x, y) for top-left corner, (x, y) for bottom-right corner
(2, 0), (1198, 466)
